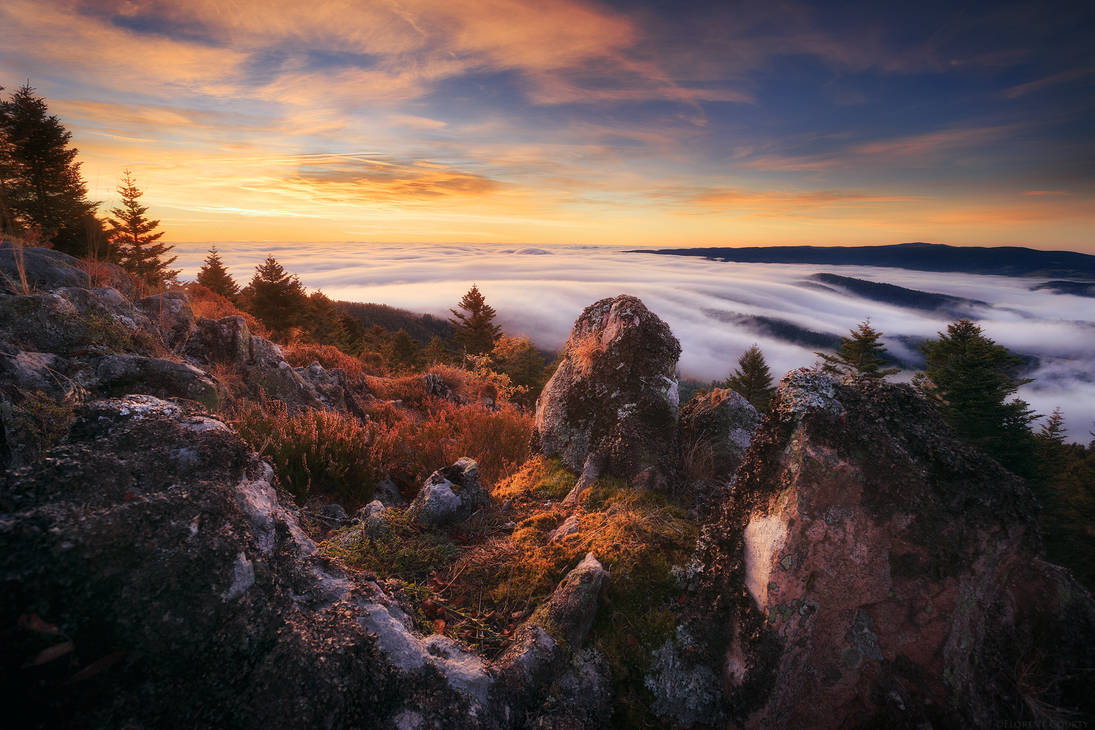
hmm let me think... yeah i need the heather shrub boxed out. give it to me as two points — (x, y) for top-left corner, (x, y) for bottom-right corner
(283, 341), (368, 381)
(183, 282), (267, 336)
(233, 401), (394, 503)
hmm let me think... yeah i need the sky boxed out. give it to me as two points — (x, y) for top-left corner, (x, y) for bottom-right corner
(2, 0), (1094, 249)
(172, 242), (1095, 440)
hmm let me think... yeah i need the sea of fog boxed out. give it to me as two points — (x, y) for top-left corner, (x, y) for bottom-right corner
(174, 242), (1095, 441)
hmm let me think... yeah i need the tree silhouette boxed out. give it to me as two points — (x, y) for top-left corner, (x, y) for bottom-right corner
(107, 169), (177, 288)
(914, 319), (1037, 474)
(449, 284), (501, 355)
(818, 319), (899, 379)
(0, 83), (97, 254)
(196, 246), (239, 299)
(724, 343), (776, 411)
(242, 255), (308, 338)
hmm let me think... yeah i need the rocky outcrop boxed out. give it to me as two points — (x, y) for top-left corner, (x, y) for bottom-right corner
(534, 295), (680, 490)
(136, 291), (195, 349)
(678, 387), (759, 487)
(0, 397), (612, 729)
(658, 370), (1095, 728)
(406, 458), (488, 528)
(95, 353), (221, 409)
(0, 243), (135, 299)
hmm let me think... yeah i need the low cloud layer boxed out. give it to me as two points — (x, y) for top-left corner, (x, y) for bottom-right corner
(174, 242), (1095, 441)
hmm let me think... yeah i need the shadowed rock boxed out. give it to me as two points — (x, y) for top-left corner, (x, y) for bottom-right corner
(657, 369), (1095, 728)
(534, 295), (680, 491)
(406, 457), (488, 527)
(678, 387), (759, 487)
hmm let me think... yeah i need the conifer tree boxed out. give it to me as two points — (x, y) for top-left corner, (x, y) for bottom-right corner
(387, 329), (421, 371)
(196, 246), (239, 298)
(449, 284), (502, 356)
(0, 83), (97, 253)
(242, 255), (308, 339)
(492, 335), (547, 390)
(107, 169), (177, 288)
(724, 343), (776, 411)
(818, 319), (899, 379)
(914, 319), (1038, 474)
(423, 336), (453, 366)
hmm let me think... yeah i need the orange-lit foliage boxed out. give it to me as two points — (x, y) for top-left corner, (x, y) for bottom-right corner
(183, 282), (267, 336)
(283, 342), (369, 381)
(233, 400), (398, 504)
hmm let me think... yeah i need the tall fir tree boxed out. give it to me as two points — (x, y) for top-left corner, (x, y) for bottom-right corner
(449, 284), (502, 356)
(196, 246), (239, 299)
(0, 83), (97, 253)
(724, 343), (776, 411)
(914, 319), (1038, 475)
(818, 319), (899, 379)
(107, 169), (177, 288)
(242, 255), (308, 339)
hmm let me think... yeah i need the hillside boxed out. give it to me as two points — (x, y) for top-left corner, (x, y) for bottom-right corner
(630, 241), (1095, 278)
(1, 247), (1093, 729)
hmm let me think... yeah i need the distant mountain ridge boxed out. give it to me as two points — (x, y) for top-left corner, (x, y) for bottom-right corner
(629, 242), (1095, 278)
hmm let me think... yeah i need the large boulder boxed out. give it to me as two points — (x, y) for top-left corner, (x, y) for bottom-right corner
(678, 387), (759, 487)
(658, 370), (1095, 728)
(406, 458), (488, 527)
(94, 354), (221, 410)
(534, 295), (680, 489)
(0, 243), (135, 299)
(136, 291), (195, 349)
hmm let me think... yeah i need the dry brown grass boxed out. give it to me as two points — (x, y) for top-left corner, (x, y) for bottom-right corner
(283, 342), (369, 381)
(569, 331), (604, 376)
(183, 282), (267, 336)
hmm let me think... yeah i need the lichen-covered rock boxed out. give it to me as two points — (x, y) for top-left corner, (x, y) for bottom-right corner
(678, 387), (759, 485)
(136, 291), (195, 348)
(674, 369), (1095, 729)
(406, 458), (488, 527)
(0, 396), (489, 729)
(187, 315), (253, 364)
(94, 354), (222, 410)
(0, 244), (135, 299)
(534, 295), (680, 489)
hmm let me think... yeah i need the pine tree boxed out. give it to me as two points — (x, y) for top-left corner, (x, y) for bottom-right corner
(107, 169), (177, 288)
(196, 246), (239, 298)
(914, 319), (1038, 474)
(724, 343), (776, 411)
(449, 284), (502, 356)
(818, 319), (899, 379)
(241, 255), (308, 339)
(423, 336), (453, 366)
(0, 83), (97, 253)
(387, 329), (421, 371)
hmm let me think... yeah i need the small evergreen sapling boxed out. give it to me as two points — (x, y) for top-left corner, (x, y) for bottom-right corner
(724, 343), (776, 411)
(196, 246), (239, 299)
(449, 284), (502, 356)
(818, 319), (899, 380)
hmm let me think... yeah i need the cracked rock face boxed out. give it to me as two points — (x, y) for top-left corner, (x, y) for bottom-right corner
(672, 369), (1095, 729)
(534, 295), (681, 489)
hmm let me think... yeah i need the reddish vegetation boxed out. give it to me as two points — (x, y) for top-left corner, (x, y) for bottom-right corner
(283, 342), (369, 381)
(183, 282), (267, 336)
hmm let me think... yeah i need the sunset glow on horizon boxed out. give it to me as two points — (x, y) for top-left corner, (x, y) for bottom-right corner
(2, 0), (1093, 250)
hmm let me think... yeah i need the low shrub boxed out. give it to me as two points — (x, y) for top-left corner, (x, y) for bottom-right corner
(233, 401), (394, 504)
(283, 342), (369, 381)
(183, 282), (267, 337)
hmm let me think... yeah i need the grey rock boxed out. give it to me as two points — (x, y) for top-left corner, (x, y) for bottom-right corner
(0, 243), (135, 298)
(406, 458), (488, 528)
(678, 387), (760, 485)
(535, 295), (680, 489)
(94, 354), (221, 410)
(136, 291), (195, 349)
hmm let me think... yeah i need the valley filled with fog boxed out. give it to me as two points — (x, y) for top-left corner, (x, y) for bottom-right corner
(175, 242), (1095, 441)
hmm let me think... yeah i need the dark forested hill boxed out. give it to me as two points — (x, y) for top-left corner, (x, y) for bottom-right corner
(336, 301), (453, 343)
(630, 242), (1095, 278)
